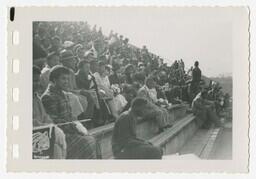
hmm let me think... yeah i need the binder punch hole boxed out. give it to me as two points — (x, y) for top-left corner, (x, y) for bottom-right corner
(12, 31), (19, 45)
(12, 116), (19, 130)
(12, 59), (20, 73)
(12, 144), (19, 159)
(12, 88), (19, 102)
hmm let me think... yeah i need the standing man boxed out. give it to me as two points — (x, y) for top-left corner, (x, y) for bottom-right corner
(189, 61), (202, 102)
(192, 61), (201, 83)
(112, 97), (163, 159)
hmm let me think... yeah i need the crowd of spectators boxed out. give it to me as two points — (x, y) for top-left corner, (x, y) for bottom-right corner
(32, 21), (230, 159)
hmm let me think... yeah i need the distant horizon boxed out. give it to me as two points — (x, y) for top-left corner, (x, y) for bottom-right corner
(209, 72), (233, 78)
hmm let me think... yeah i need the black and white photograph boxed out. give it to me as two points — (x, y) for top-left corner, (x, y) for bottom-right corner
(5, 6), (250, 172)
(32, 8), (234, 160)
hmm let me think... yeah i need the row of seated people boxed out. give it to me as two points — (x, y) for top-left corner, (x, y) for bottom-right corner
(38, 49), (177, 126)
(32, 22), (224, 159)
(33, 66), (100, 159)
(34, 64), (222, 159)
(33, 56), (175, 159)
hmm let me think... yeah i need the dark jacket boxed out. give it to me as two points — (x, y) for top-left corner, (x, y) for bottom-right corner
(109, 72), (120, 86)
(112, 110), (147, 156)
(192, 67), (201, 83)
(75, 71), (92, 90)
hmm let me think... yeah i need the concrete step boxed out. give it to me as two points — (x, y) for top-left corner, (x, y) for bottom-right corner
(179, 127), (214, 158)
(208, 128), (232, 159)
(149, 114), (199, 155)
(89, 103), (190, 159)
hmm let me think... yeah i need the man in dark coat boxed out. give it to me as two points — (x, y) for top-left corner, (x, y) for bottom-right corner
(189, 61), (202, 102)
(192, 61), (201, 83)
(112, 97), (163, 159)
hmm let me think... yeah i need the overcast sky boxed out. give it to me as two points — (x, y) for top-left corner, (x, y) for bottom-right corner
(79, 7), (233, 77)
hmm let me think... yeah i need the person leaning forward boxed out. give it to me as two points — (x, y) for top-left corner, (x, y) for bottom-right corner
(192, 90), (221, 128)
(112, 97), (163, 159)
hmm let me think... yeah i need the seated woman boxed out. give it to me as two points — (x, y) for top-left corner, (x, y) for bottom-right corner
(93, 61), (119, 120)
(76, 59), (112, 126)
(75, 60), (99, 119)
(106, 63), (128, 115)
(33, 66), (66, 159)
(41, 66), (100, 159)
(137, 76), (173, 133)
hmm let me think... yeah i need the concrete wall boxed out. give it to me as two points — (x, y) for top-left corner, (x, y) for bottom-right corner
(149, 114), (201, 156)
(162, 118), (198, 155)
(89, 104), (190, 159)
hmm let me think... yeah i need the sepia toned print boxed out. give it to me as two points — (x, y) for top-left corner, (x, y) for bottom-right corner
(32, 20), (232, 160)
(7, 7), (249, 172)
